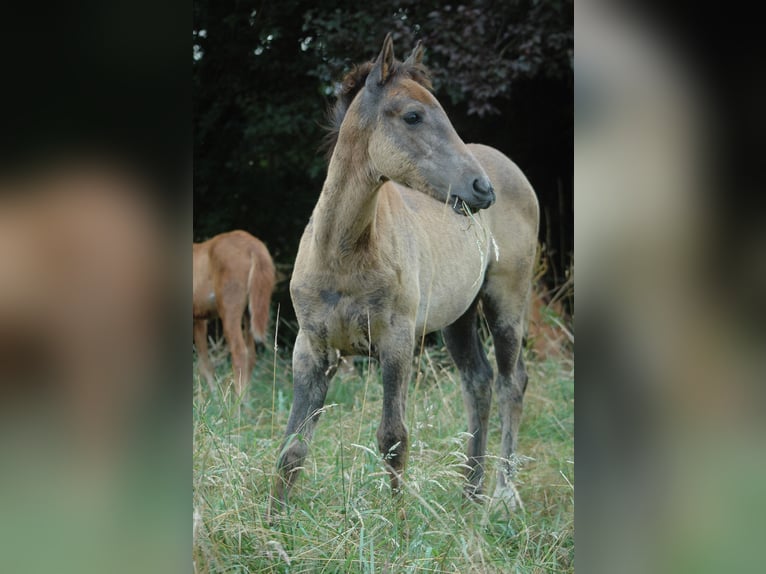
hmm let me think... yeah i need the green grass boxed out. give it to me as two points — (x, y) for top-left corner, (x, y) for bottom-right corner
(193, 325), (573, 573)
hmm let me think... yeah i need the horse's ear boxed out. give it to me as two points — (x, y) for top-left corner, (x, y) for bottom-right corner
(368, 33), (395, 88)
(403, 40), (424, 67)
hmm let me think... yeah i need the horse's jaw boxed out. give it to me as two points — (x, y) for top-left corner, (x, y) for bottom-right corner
(451, 196), (481, 216)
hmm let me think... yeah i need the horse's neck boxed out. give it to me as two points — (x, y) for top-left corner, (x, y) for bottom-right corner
(311, 138), (382, 261)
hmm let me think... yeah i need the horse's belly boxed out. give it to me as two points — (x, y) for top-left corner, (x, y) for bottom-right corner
(193, 291), (217, 319)
(415, 248), (488, 333)
(416, 279), (484, 334)
(407, 204), (492, 333)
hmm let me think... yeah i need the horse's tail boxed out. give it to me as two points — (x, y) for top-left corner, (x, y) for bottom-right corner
(246, 242), (276, 345)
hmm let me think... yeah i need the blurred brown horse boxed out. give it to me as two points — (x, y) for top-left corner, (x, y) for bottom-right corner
(0, 159), (166, 456)
(193, 230), (275, 396)
(270, 35), (539, 516)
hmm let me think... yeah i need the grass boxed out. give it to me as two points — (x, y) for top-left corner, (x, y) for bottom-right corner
(193, 320), (573, 573)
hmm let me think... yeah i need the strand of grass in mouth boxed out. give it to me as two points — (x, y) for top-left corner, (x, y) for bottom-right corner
(461, 202), (500, 289)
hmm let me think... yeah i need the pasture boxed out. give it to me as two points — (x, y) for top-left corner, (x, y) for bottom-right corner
(193, 313), (573, 573)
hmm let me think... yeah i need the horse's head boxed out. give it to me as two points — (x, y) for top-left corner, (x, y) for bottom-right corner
(348, 34), (495, 215)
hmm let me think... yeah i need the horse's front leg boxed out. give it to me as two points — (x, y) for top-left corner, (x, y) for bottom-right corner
(376, 324), (415, 493)
(268, 329), (334, 518)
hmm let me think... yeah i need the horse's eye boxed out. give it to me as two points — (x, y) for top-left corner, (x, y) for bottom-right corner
(402, 111), (422, 125)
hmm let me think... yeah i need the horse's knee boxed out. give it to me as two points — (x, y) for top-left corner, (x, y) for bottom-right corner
(507, 359), (528, 405)
(495, 355), (528, 398)
(515, 352), (528, 392)
(517, 367), (528, 398)
(464, 373), (493, 408)
(497, 378), (525, 408)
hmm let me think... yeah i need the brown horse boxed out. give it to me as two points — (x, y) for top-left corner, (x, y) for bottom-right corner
(270, 35), (539, 515)
(193, 230), (276, 396)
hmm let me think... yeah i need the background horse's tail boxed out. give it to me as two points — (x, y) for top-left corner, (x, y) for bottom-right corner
(246, 242), (276, 344)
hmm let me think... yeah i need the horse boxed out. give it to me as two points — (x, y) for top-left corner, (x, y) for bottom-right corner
(269, 34), (539, 516)
(193, 230), (276, 396)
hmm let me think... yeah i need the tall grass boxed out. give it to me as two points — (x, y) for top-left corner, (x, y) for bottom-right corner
(193, 318), (573, 573)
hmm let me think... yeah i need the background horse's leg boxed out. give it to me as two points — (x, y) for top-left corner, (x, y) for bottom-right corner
(214, 274), (250, 396)
(270, 330), (333, 516)
(377, 325), (414, 493)
(193, 319), (215, 389)
(483, 289), (529, 508)
(443, 298), (494, 498)
(220, 309), (250, 397)
(214, 267), (251, 396)
(242, 312), (257, 376)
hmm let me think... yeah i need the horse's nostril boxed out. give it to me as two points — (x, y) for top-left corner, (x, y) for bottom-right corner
(473, 177), (494, 197)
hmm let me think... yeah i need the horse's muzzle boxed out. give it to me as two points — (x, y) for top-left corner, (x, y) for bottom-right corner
(451, 180), (496, 214)
(473, 176), (494, 199)
(473, 177), (496, 205)
(451, 194), (495, 215)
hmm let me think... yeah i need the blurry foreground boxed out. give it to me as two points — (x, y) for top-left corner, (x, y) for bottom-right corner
(0, 1), (189, 570)
(0, 158), (188, 573)
(577, 2), (766, 572)
(1, 161), (165, 441)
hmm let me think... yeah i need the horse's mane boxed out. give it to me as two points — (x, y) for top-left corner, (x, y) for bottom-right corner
(321, 58), (433, 159)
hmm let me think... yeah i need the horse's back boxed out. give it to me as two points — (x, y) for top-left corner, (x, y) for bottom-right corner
(467, 144), (538, 226)
(193, 230), (273, 318)
(201, 230), (269, 276)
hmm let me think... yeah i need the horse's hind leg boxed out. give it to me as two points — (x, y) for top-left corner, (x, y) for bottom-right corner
(483, 287), (530, 508)
(217, 285), (251, 397)
(269, 330), (333, 518)
(242, 311), (257, 376)
(220, 313), (250, 397)
(193, 319), (215, 389)
(444, 299), (494, 498)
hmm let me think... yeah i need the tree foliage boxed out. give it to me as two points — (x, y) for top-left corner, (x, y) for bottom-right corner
(303, 0), (572, 116)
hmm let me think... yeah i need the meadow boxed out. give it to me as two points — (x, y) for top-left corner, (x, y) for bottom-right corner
(193, 313), (573, 573)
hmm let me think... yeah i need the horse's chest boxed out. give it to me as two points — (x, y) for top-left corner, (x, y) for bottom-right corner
(294, 286), (388, 356)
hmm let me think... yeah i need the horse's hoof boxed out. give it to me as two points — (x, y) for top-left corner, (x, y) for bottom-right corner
(265, 496), (286, 526)
(463, 481), (488, 502)
(265, 509), (282, 527)
(491, 484), (524, 513)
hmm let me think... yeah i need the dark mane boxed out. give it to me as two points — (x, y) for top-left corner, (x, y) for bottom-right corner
(321, 58), (432, 160)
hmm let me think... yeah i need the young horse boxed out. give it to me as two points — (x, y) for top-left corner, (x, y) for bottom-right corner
(193, 230), (276, 396)
(270, 35), (538, 515)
